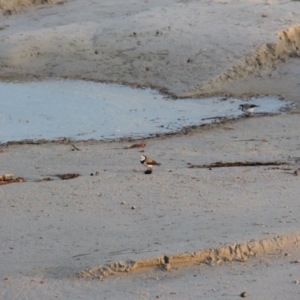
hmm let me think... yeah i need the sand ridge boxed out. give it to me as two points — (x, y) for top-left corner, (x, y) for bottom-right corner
(185, 24), (300, 97)
(76, 232), (300, 280)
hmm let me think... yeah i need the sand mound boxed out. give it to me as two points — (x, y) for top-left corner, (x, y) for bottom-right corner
(0, 0), (65, 15)
(186, 24), (300, 97)
(277, 24), (300, 58)
(76, 232), (300, 280)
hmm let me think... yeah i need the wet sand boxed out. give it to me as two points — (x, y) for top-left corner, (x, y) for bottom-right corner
(0, 1), (300, 299)
(1, 114), (300, 299)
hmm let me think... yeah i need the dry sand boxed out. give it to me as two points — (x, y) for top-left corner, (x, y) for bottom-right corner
(1, 0), (300, 299)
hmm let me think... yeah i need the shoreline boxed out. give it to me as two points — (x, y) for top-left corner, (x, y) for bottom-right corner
(0, 110), (295, 147)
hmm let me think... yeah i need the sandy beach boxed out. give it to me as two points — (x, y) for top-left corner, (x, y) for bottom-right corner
(1, 0), (300, 299)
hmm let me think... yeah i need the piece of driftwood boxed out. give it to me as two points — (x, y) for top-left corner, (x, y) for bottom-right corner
(125, 142), (146, 149)
(0, 174), (14, 181)
(0, 174), (24, 185)
(188, 161), (288, 169)
(55, 173), (80, 180)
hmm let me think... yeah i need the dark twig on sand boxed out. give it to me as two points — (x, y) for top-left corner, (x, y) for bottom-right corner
(71, 144), (81, 151)
(55, 173), (80, 180)
(188, 161), (288, 169)
(201, 116), (227, 121)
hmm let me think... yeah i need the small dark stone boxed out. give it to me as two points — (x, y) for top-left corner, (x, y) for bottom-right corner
(90, 173), (94, 176)
(240, 292), (247, 298)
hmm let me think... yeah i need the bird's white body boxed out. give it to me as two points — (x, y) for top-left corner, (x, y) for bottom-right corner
(239, 104), (259, 114)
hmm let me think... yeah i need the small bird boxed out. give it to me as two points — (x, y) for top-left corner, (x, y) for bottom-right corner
(239, 104), (259, 114)
(140, 155), (161, 174)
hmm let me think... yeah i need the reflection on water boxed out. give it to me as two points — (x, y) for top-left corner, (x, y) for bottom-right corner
(0, 79), (293, 143)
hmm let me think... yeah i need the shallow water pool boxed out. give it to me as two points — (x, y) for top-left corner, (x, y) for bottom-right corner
(0, 79), (293, 144)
